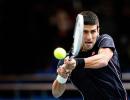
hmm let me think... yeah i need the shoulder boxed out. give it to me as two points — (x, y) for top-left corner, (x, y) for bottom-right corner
(96, 33), (115, 48)
(98, 34), (113, 41)
(97, 34), (114, 43)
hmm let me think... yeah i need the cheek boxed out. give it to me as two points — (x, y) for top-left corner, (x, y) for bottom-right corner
(93, 35), (98, 42)
(83, 35), (87, 40)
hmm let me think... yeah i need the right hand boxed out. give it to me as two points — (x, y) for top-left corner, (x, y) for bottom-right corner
(57, 56), (76, 78)
(57, 64), (71, 78)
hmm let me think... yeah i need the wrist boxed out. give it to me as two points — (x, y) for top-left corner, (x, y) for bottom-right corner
(56, 75), (68, 84)
(75, 58), (85, 68)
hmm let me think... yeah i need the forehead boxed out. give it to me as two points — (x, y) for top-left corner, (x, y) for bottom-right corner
(84, 25), (97, 30)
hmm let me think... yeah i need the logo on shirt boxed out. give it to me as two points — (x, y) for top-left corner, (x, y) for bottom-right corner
(92, 51), (96, 56)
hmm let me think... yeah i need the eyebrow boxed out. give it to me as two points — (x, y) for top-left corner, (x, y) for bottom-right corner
(84, 28), (97, 32)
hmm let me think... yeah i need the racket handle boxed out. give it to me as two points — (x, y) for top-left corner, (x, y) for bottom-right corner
(69, 52), (72, 58)
(69, 51), (74, 61)
(68, 48), (73, 58)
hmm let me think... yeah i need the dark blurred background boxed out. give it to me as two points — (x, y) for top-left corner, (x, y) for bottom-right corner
(0, 0), (130, 99)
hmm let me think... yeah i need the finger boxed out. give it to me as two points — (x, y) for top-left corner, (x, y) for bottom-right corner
(64, 56), (69, 64)
(60, 66), (67, 74)
(57, 68), (61, 74)
(57, 68), (59, 73)
(66, 59), (73, 65)
(68, 56), (73, 61)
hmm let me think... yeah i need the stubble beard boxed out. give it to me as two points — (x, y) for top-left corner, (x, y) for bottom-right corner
(81, 43), (93, 52)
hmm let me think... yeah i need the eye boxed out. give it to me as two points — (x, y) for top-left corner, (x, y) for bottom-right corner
(91, 30), (96, 34)
(84, 30), (88, 33)
(83, 30), (89, 34)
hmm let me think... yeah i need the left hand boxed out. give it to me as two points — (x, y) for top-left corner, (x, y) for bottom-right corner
(64, 56), (76, 71)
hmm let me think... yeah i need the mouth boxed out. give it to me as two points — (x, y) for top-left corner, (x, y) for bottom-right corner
(85, 41), (93, 45)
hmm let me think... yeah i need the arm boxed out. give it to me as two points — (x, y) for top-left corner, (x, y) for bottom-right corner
(84, 48), (113, 69)
(52, 63), (73, 98)
(52, 79), (66, 98)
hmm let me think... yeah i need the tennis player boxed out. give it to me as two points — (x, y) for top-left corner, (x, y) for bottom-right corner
(52, 11), (127, 100)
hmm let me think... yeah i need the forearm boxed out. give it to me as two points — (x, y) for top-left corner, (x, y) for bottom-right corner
(51, 57), (77, 98)
(84, 54), (108, 69)
(52, 64), (69, 98)
(52, 80), (66, 98)
(82, 48), (113, 69)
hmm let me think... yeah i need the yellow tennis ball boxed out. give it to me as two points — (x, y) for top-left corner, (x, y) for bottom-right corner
(54, 47), (66, 59)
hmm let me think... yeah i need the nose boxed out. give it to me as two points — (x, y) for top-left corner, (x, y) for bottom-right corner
(87, 33), (92, 41)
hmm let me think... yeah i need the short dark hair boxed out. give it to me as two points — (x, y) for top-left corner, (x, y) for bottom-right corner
(80, 11), (99, 27)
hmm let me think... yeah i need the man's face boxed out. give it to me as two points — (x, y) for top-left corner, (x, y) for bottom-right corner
(81, 25), (99, 51)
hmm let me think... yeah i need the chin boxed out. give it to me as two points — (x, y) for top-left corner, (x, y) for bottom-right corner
(87, 47), (92, 51)
(86, 46), (93, 51)
(82, 47), (91, 51)
(82, 44), (94, 51)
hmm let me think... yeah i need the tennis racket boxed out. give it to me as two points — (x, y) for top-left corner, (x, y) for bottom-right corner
(69, 14), (84, 58)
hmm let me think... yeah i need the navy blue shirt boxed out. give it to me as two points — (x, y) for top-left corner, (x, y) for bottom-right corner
(58, 34), (127, 100)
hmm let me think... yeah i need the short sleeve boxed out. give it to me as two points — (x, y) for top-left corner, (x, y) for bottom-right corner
(97, 34), (115, 52)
